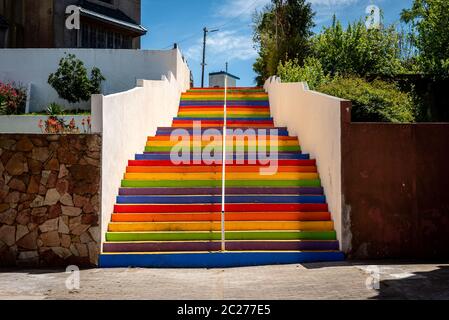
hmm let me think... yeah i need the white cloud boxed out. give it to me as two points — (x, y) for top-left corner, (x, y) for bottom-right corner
(185, 30), (257, 63)
(185, 0), (364, 64)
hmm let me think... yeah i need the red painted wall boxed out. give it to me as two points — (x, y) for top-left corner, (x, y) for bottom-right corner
(341, 120), (449, 259)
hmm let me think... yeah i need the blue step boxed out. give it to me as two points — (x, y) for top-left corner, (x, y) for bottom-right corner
(99, 251), (345, 268)
(116, 195), (327, 204)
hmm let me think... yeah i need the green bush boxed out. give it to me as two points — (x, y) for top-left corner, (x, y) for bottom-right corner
(317, 77), (416, 123)
(277, 57), (329, 89)
(48, 53), (105, 104)
(46, 102), (65, 116)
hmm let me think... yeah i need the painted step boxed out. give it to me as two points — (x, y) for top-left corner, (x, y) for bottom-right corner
(123, 172), (319, 181)
(108, 221), (335, 232)
(156, 127), (289, 134)
(113, 203), (328, 213)
(106, 230), (337, 241)
(172, 123), (275, 129)
(111, 212), (331, 222)
(135, 154), (311, 161)
(126, 166), (317, 174)
(128, 159), (316, 167)
(180, 101), (270, 107)
(99, 251), (345, 268)
(178, 106), (271, 111)
(103, 240), (340, 253)
(147, 136), (298, 141)
(116, 195), (326, 205)
(121, 179), (322, 188)
(183, 91), (267, 95)
(188, 86), (265, 90)
(146, 140), (299, 146)
(145, 146), (301, 153)
(181, 98), (268, 102)
(177, 114), (271, 119)
(118, 187), (324, 196)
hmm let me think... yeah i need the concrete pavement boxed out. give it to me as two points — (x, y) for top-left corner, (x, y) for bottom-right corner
(0, 261), (448, 300)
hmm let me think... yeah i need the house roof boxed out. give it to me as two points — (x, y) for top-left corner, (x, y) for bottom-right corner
(77, 0), (147, 35)
(209, 71), (240, 80)
(0, 15), (9, 28)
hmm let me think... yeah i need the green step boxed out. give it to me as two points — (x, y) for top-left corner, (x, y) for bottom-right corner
(106, 231), (337, 242)
(121, 179), (322, 188)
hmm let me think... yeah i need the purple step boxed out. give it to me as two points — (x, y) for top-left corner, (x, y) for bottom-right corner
(103, 241), (340, 253)
(119, 187), (324, 196)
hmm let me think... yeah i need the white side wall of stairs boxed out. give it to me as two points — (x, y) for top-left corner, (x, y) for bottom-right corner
(92, 69), (190, 244)
(264, 77), (350, 252)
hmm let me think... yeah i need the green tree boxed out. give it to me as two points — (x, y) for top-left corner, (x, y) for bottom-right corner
(312, 16), (404, 77)
(401, 0), (449, 78)
(48, 53), (106, 104)
(253, 0), (315, 85)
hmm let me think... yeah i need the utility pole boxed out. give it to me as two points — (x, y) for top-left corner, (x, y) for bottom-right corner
(225, 62), (228, 73)
(201, 27), (219, 88)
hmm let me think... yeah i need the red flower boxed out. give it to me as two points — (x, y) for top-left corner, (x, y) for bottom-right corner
(69, 118), (76, 129)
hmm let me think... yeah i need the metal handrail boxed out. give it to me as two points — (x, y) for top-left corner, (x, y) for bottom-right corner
(221, 75), (228, 252)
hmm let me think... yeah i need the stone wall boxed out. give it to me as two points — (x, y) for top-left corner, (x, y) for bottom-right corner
(0, 134), (102, 267)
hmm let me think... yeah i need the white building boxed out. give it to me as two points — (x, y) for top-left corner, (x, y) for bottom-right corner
(209, 71), (240, 88)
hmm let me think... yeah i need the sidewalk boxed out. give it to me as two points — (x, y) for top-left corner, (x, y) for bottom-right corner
(0, 261), (448, 300)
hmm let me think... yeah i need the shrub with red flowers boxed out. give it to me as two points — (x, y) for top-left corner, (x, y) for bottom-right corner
(0, 81), (27, 115)
(38, 116), (82, 134)
(37, 102), (91, 134)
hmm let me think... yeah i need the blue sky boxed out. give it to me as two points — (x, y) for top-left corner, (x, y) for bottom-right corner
(141, 0), (413, 87)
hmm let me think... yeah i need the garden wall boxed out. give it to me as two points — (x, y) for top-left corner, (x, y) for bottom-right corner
(0, 115), (92, 134)
(341, 121), (449, 259)
(0, 134), (101, 267)
(93, 75), (184, 244)
(265, 77), (449, 259)
(0, 48), (190, 112)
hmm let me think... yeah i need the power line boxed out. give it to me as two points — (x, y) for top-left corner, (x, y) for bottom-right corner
(211, 0), (263, 31)
(161, 32), (202, 50)
(161, 0), (263, 49)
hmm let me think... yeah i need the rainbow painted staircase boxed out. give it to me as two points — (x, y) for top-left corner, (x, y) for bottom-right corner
(99, 87), (344, 268)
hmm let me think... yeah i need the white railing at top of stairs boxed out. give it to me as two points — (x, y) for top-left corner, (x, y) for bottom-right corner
(221, 75), (228, 252)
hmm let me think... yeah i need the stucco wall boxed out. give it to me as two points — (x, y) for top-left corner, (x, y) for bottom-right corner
(0, 48), (189, 112)
(209, 75), (237, 88)
(92, 74), (186, 245)
(0, 115), (93, 134)
(264, 77), (349, 251)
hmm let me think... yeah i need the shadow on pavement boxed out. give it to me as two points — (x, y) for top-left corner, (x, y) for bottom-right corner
(371, 265), (449, 300)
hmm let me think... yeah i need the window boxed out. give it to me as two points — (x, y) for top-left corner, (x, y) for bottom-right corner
(80, 22), (134, 49)
(0, 27), (7, 48)
(107, 30), (113, 49)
